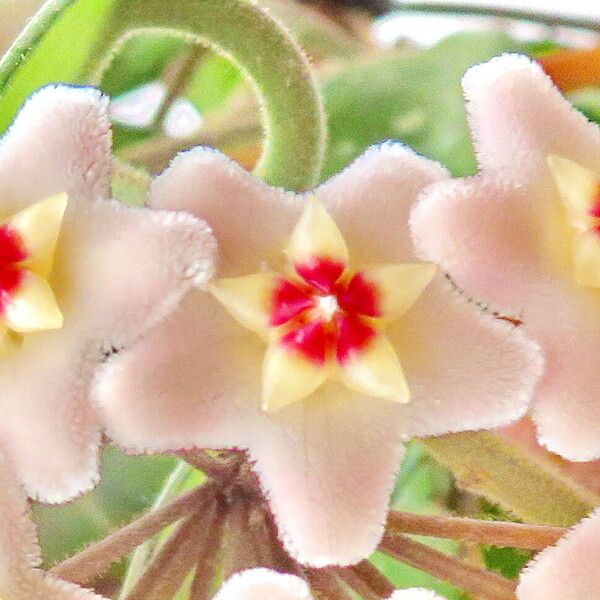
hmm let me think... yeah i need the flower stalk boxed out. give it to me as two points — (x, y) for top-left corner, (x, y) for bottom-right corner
(379, 534), (518, 600)
(387, 511), (567, 550)
(51, 482), (218, 585)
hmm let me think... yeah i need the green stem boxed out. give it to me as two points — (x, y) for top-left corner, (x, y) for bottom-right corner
(395, 2), (600, 32)
(0, 0), (77, 92)
(85, 0), (326, 191)
(423, 432), (599, 527)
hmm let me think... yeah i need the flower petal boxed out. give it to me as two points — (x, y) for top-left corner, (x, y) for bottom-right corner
(57, 198), (216, 346)
(547, 154), (600, 222)
(4, 270), (63, 333)
(389, 276), (543, 439)
(343, 263), (437, 320)
(0, 330), (101, 502)
(250, 389), (406, 566)
(263, 336), (328, 412)
(389, 591), (444, 600)
(95, 293), (407, 567)
(287, 198), (349, 277)
(316, 143), (449, 266)
(0, 86), (111, 214)
(0, 447), (105, 599)
(214, 569), (313, 600)
(340, 329), (409, 404)
(411, 178), (546, 317)
(95, 292), (258, 453)
(573, 230), (600, 288)
(210, 273), (278, 334)
(462, 54), (600, 189)
(148, 148), (299, 276)
(8, 193), (68, 277)
(517, 509), (600, 600)
(0, 199), (214, 501)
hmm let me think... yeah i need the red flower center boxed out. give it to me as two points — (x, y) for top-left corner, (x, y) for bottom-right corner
(0, 225), (27, 313)
(270, 257), (382, 365)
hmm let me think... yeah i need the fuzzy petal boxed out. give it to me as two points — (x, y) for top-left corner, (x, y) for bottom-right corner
(463, 54), (600, 191)
(95, 293), (406, 567)
(214, 569), (313, 600)
(412, 173), (600, 460)
(0, 448), (105, 599)
(95, 292), (257, 453)
(148, 148), (299, 277)
(0, 86), (111, 214)
(57, 198), (216, 346)
(517, 509), (600, 600)
(390, 276), (543, 439)
(389, 591), (444, 600)
(0, 201), (215, 502)
(411, 178), (547, 316)
(251, 388), (406, 567)
(317, 143), (449, 266)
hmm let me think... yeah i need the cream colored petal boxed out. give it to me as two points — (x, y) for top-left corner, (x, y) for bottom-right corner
(362, 263), (437, 319)
(0, 326), (17, 356)
(210, 273), (277, 335)
(341, 333), (409, 403)
(8, 193), (68, 256)
(287, 198), (349, 267)
(4, 271), (63, 333)
(547, 155), (599, 228)
(262, 342), (327, 412)
(573, 231), (600, 288)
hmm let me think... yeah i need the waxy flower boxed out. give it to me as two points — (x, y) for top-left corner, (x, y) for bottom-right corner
(0, 447), (108, 599)
(213, 569), (312, 600)
(411, 54), (600, 461)
(0, 85), (215, 502)
(96, 144), (541, 566)
(213, 569), (443, 600)
(517, 509), (600, 600)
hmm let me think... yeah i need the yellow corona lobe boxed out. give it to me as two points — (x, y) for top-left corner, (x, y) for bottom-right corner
(0, 194), (67, 347)
(211, 198), (434, 412)
(287, 197), (349, 266)
(548, 155), (600, 289)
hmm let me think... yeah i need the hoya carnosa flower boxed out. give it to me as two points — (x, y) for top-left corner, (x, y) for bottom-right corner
(213, 569), (312, 600)
(0, 85), (215, 502)
(0, 448), (108, 599)
(95, 144), (541, 566)
(411, 53), (600, 461)
(213, 568), (444, 600)
(517, 509), (600, 600)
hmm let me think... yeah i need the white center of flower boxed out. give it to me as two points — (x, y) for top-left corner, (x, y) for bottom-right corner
(315, 294), (339, 322)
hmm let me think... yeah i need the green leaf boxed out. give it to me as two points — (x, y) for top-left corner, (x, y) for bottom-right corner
(322, 32), (526, 180)
(423, 431), (600, 527)
(0, 0), (116, 133)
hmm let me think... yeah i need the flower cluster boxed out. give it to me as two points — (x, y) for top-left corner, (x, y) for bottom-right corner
(2, 44), (600, 599)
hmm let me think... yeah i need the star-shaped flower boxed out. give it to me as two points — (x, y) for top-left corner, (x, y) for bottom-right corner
(517, 509), (600, 600)
(95, 144), (541, 566)
(213, 569), (443, 600)
(0, 85), (215, 502)
(411, 54), (600, 461)
(0, 447), (109, 599)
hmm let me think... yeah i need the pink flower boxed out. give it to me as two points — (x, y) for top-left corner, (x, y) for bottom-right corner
(213, 569), (312, 600)
(0, 85), (215, 502)
(95, 144), (541, 566)
(213, 569), (443, 600)
(517, 509), (600, 600)
(0, 447), (109, 599)
(412, 54), (600, 461)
